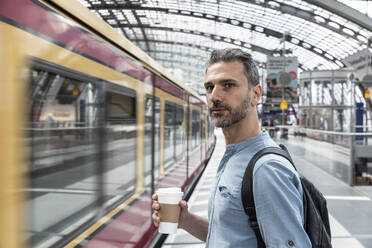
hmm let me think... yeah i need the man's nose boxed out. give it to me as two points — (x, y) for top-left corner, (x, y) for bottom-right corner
(209, 85), (223, 102)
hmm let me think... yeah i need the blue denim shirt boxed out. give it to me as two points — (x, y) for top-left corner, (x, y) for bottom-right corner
(206, 132), (311, 248)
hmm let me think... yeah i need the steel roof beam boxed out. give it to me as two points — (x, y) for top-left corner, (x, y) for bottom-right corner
(90, 2), (369, 40)
(241, 0), (369, 41)
(131, 10), (150, 51)
(131, 39), (307, 70)
(90, 2), (370, 51)
(147, 49), (207, 61)
(97, 6), (344, 67)
(118, 24), (284, 55)
(147, 48), (265, 68)
(119, 24), (315, 69)
(106, 9), (131, 39)
(304, 0), (372, 32)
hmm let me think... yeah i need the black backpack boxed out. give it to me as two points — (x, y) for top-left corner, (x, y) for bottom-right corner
(241, 144), (332, 248)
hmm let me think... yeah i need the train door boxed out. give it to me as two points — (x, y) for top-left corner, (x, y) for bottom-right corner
(163, 101), (185, 170)
(144, 95), (160, 192)
(163, 101), (176, 170)
(103, 84), (137, 208)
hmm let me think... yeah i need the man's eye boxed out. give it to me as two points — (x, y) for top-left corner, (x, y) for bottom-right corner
(224, 83), (233, 88)
(205, 85), (213, 92)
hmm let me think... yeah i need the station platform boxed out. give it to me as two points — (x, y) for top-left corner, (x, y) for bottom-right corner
(161, 129), (372, 248)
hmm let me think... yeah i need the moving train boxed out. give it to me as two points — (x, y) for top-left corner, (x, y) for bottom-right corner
(0, 0), (215, 247)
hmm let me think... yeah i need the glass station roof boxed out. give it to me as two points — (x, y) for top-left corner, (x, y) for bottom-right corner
(78, 0), (372, 94)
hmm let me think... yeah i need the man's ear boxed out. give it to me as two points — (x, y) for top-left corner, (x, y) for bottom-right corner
(251, 84), (262, 107)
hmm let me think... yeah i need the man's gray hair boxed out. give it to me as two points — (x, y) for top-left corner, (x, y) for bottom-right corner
(206, 48), (259, 87)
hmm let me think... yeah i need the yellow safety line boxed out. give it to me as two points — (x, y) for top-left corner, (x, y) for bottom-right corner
(64, 190), (144, 248)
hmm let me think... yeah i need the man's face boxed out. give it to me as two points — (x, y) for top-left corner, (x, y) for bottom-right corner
(204, 61), (252, 128)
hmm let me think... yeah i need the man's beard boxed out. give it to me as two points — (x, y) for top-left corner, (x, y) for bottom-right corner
(209, 95), (250, 128)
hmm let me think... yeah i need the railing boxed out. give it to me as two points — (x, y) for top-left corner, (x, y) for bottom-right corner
(272, 125), (372, 186)
(276, 125), (372, 148)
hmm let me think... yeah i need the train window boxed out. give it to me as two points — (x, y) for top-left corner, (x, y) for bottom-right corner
(192, 109), (201, 149)
(164, 102), (176, 169)
(106, 92), (136, 121)
(28, 68), (101, 247)
(104, 91), (137, 204)
(163, 102), (184, 170)
(144, 96), (160, 188)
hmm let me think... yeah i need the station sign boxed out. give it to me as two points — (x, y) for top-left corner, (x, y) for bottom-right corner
(266, 56), (299, 104)
(342, 48), (372, 82)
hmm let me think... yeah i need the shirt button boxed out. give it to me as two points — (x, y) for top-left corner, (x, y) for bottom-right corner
(288, 240), (294, 246)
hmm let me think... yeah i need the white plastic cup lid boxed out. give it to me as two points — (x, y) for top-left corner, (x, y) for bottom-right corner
(156, 187), (183, 196)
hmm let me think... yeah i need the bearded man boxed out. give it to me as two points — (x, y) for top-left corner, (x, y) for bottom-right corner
(152, 48), (311, 248)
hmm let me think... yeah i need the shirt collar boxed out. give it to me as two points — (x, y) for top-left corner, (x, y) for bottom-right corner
(225, 131), (268, 154)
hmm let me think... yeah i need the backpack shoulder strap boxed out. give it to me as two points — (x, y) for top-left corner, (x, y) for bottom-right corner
(241, 145), (295, 248)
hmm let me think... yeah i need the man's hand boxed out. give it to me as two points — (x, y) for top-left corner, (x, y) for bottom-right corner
(152, 193), (209, 241)
(151, 193), (161, 227)
(151, 193), (189, 228)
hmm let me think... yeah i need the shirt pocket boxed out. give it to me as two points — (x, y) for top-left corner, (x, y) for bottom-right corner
(216, 184), (244, 213)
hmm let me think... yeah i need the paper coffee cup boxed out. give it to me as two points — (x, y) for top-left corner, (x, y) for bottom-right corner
(157, 187), (183, 234)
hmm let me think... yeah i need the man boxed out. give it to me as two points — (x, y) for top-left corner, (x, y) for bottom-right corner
(152, 48), (311, 247)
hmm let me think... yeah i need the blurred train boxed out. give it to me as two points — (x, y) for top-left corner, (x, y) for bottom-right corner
(0, 0), (215, 247)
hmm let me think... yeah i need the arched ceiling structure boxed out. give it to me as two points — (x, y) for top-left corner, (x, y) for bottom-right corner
(78, 0), (372, 94)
